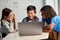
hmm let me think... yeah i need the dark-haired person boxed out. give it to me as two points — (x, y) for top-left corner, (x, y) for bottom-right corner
(40, 5), (60, 40)
(1, 8), (16, 38)
(22, 5), (39, 22)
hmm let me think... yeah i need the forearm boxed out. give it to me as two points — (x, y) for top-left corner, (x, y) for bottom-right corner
(43, 25), (52, 32)
(43, 27), (52, 32)
(43, 26), (51, 30)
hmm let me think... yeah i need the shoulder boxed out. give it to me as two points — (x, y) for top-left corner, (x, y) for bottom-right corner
(22, 17), (28, 20)
(23, 17), (28, 20)
(2, 19), (9, 24)
(34, 16), (39, 20)
(51, 16), (60, 22)
(54, 16), (60, 19)
(22, 17), (28, 22)
(34, 16), (39, 21)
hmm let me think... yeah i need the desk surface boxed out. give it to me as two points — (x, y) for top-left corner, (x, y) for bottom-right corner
(3, 32), (49, 40)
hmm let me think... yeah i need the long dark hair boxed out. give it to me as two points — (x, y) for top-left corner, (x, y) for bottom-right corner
(40, 5), (57, 19)
(13, 14), (16, 30)
(1, 8), (12, 19)
(1, 8), (16, 30)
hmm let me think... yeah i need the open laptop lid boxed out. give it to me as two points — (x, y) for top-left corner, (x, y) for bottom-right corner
(18, 22), (43, 36)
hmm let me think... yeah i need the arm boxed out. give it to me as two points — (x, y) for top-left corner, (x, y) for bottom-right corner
(43, 22), (54, 32)
(2, 20), (14, 33)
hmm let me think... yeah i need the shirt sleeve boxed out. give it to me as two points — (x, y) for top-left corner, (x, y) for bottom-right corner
(51, 17), (60, 32)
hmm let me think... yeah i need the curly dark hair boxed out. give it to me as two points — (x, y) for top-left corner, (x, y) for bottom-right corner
(40, 5), (57, 19)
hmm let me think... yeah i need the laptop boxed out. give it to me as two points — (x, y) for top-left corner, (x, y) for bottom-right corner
(18, 22), (43, 36)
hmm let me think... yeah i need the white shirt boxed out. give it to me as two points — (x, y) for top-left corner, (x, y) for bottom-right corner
(1, 19), (14, 34)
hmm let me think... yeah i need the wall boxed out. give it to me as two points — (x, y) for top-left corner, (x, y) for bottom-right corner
(58, 0), (60, 15)
(0, 0), (45, 30)
(0, 0), (58, 22)
(0, 0), (45, 22)
(46, 0), (58, 15)
(0, 0), (58, 30)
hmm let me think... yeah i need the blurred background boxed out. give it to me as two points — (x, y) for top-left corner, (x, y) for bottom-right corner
(0, 0), (59, 29)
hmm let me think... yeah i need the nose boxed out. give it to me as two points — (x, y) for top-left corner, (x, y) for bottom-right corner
(29, 13), (32, 16)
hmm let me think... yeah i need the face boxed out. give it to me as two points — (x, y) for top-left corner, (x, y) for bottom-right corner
(41, 12), (46, 19)
(27, 10), (35, 20)
(5, 12), (14, 22)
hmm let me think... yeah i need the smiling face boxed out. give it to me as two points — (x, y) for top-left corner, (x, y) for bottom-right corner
(27, 10), (35, 20)
(5, 12), (14, 22)
(41, 11), (46, 19)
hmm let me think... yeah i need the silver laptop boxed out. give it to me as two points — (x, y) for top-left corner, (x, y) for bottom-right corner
(18, 22), (43, 36)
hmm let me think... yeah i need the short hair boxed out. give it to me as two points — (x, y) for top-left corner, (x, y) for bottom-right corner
(40, 5), (57, 19)
(27, 5), (36, 13)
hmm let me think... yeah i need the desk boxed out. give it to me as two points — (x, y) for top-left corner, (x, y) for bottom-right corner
(3, 32), (49, 40)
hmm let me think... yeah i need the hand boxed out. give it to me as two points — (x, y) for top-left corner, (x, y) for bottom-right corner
(13, 30), (16, 33)
(6, 17), (13, 22)
(43, 28), (51, 32)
